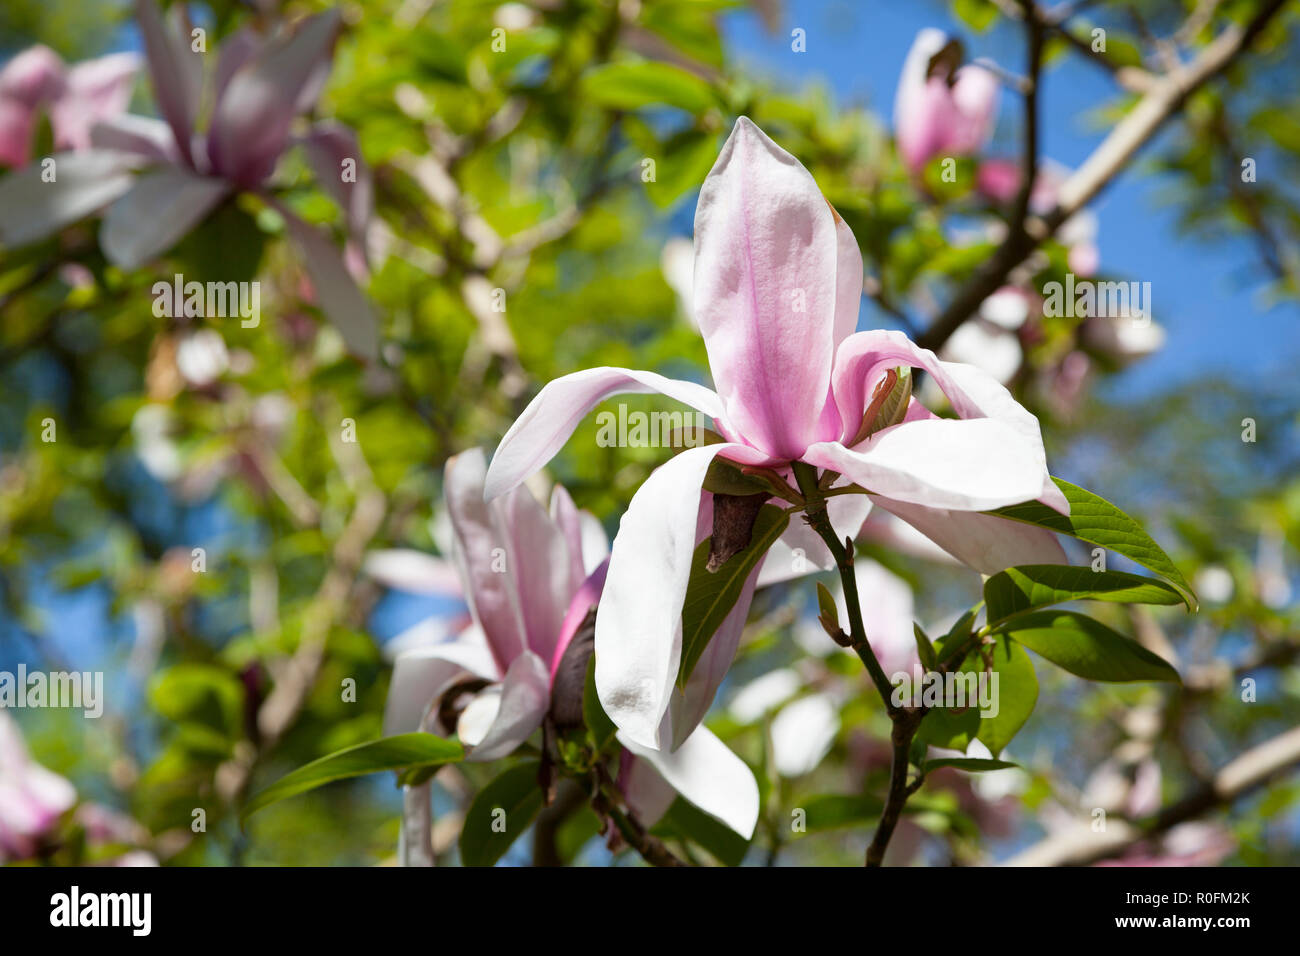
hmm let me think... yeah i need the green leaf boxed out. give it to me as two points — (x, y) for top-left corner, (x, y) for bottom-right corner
(242, 733), (464, 822)
(998, 611), (1181, 683)
(583, 656), (617, 753)
(679, 504), (790, 687)
(701, 457), (773, 496)
(917, 636), (1037, 754)
(652, 797), (749, 866)
(868, 367), (912, 437)
(646, 131), (719, 208)
(985, 479), (1197, 610)
(914, 622), (938, 671)
(984, 565), (1185, 629)
(581, 61), (716, 114)
(796, 794), (884, 833)
(923, 757), (1019, 773)
(953, 0), (999, 32)
(459, 761), (544, 867)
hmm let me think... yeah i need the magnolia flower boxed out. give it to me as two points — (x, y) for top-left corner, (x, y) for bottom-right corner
(383, 449), (758, 838)
(893, 29), (999, 176)
(485, 117), (1068, 751)
(0, 1), (376, 357)
(0, 45), (139, 168)
(0, 712), (77, 861)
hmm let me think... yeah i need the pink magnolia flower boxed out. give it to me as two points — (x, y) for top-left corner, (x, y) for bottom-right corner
(0, 1), (375, 357)
(0, 44), (138, 168)
(384, 448), (758, 838)
(485, 117), (1068, 751)
(0, 711), (77, 861)
(893, 29), (999, 176)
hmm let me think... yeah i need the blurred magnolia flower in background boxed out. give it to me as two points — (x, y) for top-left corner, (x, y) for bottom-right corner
(893, 29), (999, 176)
(0, 711), (76, 861)
(0, 0), (376, 358)
(977, 158), (1100, 277)
(0, 44), (138, 168)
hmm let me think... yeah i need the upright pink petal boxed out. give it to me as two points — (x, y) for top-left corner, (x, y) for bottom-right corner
(693, 117), (847, 459)
(51, 53), (139, 151)
(207, 10), (340, 187)
(499, 478), (572, 666)
(301, 121), (372, 246)
(549, 484), (589, 607)
(279, 204), (378, 359)
(445, 449), (528, 673)
(0, 46), (66, 106)
(550, 559), (608, 682)
(0, 98), (38, 168)
(136, 0), (202, 166)
(0, 46), (66, 168)
(483, 366), (733, 502)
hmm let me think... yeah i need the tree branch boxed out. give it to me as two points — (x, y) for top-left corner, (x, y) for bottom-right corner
(1003, 724), (1300, 866)
(918, 0), (1290, 352)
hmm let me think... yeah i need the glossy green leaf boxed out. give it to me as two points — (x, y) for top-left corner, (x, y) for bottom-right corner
(679, 504), (790, 686)
(985, 479), (1197, 610)
(459, 761), (544, 867)
(923, 757), (1019, 773)
(242, 733), (464, 822)
(916, 636), (1037, 754)
(581, 61), (716, 113)
(998, 611), (1181, 683)
(984, 565), (1185, 629)
(583, 656), (617, 752)
(913, 622), (938, 671)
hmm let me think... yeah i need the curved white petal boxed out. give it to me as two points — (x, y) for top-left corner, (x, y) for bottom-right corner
(461, 650), (550, 762)
(383, 634), (498, 735)
(870, 496), (1068, 575)
(484, 366), (728, 502)
(804, 417), (1045, 512)
(618, 724), (759, 839)
(595, 444), (757, 750)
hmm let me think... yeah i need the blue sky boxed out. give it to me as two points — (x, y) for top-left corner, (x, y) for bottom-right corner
(720, 0), (1299, 400)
